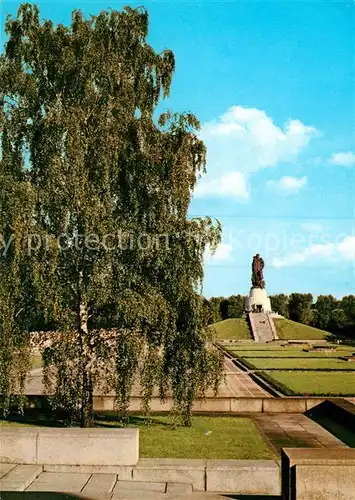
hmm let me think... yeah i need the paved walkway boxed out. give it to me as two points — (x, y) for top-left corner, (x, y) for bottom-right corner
(221, 357), (271, 397)
(254, 413), (348, 452)
(25, 357), (271, 399)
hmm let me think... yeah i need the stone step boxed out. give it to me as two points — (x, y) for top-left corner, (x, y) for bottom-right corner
(112, 480), (166, 493)
(133, 458), (205, 491)
(0, 464), (43, 491)
(81, 473), (117, 495)
(26, 471), (91, 492)
(248, 312), (276, 343)
(166, 481), (193, 494)
(0, 463), (16, 480)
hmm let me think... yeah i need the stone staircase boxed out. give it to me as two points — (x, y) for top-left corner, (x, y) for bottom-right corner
(249, 312), (276, 343)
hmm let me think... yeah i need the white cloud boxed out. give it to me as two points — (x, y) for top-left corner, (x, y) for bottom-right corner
(194, 172), (248, 199)
(195, 106), (318, 199)
(272, 235), (355, 268)
(206, 243), (233, 262)
(338, 236), (355, 260)
(329, 151), (355, 167)
(267, 176), (307, 193)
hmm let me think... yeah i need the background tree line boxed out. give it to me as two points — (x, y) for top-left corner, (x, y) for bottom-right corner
(206, 293), (355, 338)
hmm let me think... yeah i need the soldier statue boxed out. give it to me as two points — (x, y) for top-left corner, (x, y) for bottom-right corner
(251, 253), (265, 289)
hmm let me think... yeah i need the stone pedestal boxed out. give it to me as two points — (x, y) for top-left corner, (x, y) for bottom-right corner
(245, 287), (272, 313)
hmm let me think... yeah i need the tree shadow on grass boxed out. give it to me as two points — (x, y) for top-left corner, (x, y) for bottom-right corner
(1, 410), (66, 428)
(2, 410), (174, 429)
(95, 413), (175, 428)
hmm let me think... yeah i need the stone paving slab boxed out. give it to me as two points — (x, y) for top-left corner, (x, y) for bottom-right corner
(112, 480), (166, 493)
(254, 413), (348, 451)
(0, 464), (42, 491)
(82, 473), (117, 494)
(26, 471), (91, 492)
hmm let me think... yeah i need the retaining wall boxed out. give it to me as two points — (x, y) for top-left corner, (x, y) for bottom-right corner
(7, 395), (355, 413)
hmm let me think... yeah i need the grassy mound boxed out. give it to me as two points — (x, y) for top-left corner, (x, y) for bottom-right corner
(210, 318), (252, 340)
(274, 318), (330, 340)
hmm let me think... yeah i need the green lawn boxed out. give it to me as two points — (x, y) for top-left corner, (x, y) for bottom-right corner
(0, 416), (276, 459)
(136, 416), (275, 459)
(227, 349), (352, 358)
(211, 318), (252, 340)
(274, 318), (330, 340)
(225, 343), (352, 352)
(241, 357), (355, 370)
(227, 344), (291, 351)
(260, 370), (355, 396)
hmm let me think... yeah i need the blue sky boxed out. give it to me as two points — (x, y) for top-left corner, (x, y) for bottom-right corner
(1, 0), (354, 299)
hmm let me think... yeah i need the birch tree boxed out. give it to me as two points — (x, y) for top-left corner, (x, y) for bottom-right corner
(0, 4), (223, 426)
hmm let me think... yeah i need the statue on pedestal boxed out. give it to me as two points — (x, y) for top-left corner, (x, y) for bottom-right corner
(245, 253), (271, 313)
(251, 253), (265, 289)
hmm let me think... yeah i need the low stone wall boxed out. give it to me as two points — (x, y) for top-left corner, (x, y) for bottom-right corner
(89, 396), (322, 413)
(0, 427), (139, 466)
(95, 396), (321, 413)
(132, 458), (206, 491)
(206, 459), (280, 495)
(267, 313), (279, 340)
(248, 313), (258, 341)
(281, 448), (355, 500)
(13, 394), (355, 414)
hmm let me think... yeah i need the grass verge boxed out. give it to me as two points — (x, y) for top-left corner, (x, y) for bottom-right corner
(240, 357), (355, 370)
